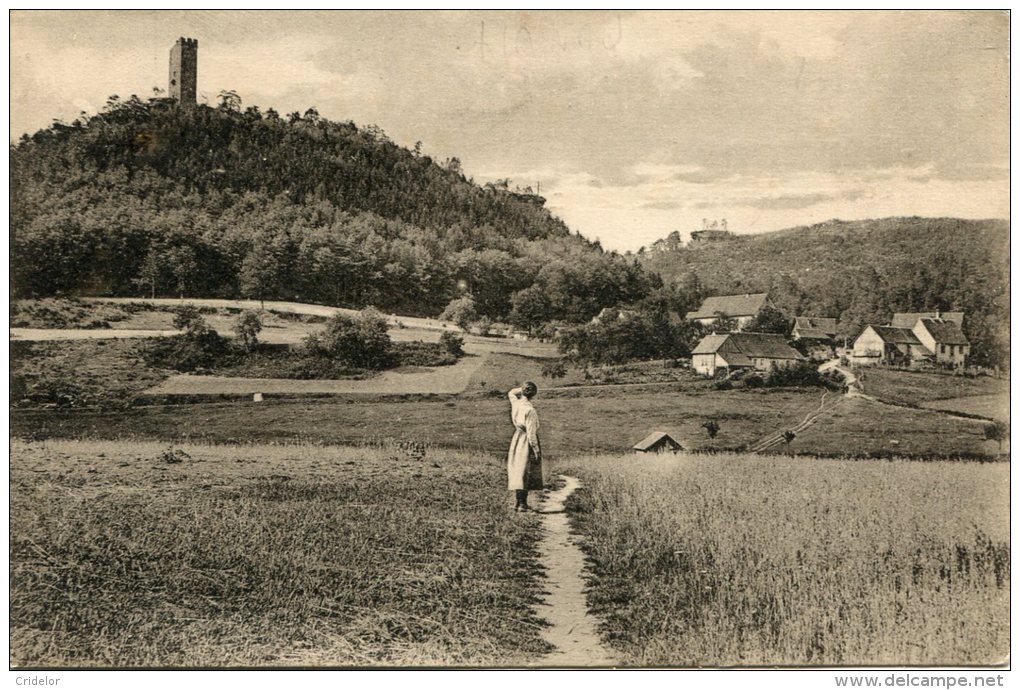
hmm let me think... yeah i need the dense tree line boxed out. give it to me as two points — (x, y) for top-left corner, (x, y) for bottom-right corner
(640, 218), (1010, 367)
(11, 95), (656, 322)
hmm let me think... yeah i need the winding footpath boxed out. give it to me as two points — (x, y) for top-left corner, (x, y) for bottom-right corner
(532, 475), (616, 667)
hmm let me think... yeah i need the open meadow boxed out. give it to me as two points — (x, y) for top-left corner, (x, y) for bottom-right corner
(10, 439), (549, 668)
(563, 453), (1009, 666)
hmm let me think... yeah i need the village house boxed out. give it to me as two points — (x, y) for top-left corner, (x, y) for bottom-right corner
(851, 312), (970, 368)
(792, 316), (839, 361)
(912, 318), (970, 367)
(691, 332), (805, 377)
(685, 293), (776, 330)
(850, 325), (932, 366)
(890, 311), (964, 329)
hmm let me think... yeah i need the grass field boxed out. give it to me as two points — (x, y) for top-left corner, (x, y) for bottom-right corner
(564, 453), (1009, 666)
(10, 439), (549, 667)
(921, 395), (1010, 424)
(859, 368), (1008, 409)
(12, 387), (831, 457)
(12, 384), (1000, 459)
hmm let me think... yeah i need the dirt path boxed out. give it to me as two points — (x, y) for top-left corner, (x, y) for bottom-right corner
(533, 475), (616, 667)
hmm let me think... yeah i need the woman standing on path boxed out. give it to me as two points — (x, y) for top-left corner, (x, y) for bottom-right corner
(507, 381), (544, 512)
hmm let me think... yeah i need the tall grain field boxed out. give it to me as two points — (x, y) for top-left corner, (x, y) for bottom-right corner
(565, 453), (1008, 666)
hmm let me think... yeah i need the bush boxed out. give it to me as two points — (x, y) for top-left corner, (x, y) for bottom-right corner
(541, 359), (568, 380)
(172, 305), (205, 333)
(744, 374), (765, 388)
(233, 310), (263, 352)
(713, 379), (733, 390)
(304, 309), (393, 369)
(142, 330), (230, 372)
(395, 341), (457, 367)
(439, 332), (465, 357)
(765, 361), (825, 388)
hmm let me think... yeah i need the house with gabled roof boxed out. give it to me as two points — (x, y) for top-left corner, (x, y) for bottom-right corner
(912, 318), (970, 367)
(851, 325), (932, 366)
(891, 311), (964, 329)
(792, 317), (838, 341)
(691, 332), (805, 377)
(792, 316), (839, 361)
(685, 293), (775, 330)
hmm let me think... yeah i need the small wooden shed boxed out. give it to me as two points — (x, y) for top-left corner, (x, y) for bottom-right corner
(632, 431), (682, 454)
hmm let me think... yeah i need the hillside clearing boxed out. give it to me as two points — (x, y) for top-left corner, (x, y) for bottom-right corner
(564, 453), (1009, 666)
(10, 439), (548, 667)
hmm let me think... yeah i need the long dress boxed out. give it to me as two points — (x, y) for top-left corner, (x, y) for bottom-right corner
(507, 389), (544, 491)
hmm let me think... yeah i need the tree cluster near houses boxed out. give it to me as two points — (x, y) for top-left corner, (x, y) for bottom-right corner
(11, 95), (657, 326)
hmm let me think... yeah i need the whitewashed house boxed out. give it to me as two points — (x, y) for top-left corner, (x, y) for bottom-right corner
(692, 332), (805, 377)
(912, 318), (970, 367)
(685, 293), (776, 330)
(850, 325), (931, 366)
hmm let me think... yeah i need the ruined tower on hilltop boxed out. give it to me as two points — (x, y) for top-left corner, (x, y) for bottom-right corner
(169, 37), (198, 107)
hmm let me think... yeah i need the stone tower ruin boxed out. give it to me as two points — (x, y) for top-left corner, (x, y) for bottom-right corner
(169, 37), (198, 107)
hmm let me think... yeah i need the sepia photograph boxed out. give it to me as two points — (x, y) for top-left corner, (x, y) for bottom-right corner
(8, 9), (1010, 673)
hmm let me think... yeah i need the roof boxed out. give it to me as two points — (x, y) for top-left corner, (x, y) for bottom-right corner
(794, 317), (838, 339)
(691, 333), (730, 355)
(869, 325), (923, 345)
(717, 351), (753, 367)
(918, 318), (969, 345)
(633, 431), (682, 451)
(726, 332), (805, 360)
(890, 311), (965, 328)
(692, 332), (805, 361)
(686, 293), (770, 320)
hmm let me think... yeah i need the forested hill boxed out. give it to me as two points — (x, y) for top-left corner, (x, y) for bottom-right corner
(640, 217), (1010, 366)
(11, 96), (653, 321)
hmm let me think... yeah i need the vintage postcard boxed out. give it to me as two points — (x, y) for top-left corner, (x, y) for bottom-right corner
(8, 10), (1010, 675)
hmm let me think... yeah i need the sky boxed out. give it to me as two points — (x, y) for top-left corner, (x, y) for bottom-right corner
(10, 10), (1009, 251)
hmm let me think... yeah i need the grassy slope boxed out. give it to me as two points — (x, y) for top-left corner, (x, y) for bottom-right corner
(10, 340), (172, 408)
(10, 439), (548, 667)
(564, 453), (1009, 666)
(860, 368), (1008, 407)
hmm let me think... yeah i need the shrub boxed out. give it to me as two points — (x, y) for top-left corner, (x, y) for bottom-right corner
(172, 305), (205, 333)
(304, 309), (393, 369)
(438, 332), (465, 357)
(143, 330), (230, 372)
(713, 379), (733, 391)
(541, 359), (568, 380)
(744, 374), (765, 388)
(395, 341), (457, 367)
(765, 361), (826, 388)
(439, 296), (478, 331)
(233, 310), (263, 352)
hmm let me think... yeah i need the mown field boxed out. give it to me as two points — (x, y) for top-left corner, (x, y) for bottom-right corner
(10, 439), (549, 667)
(564, 453), (1009, 666)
